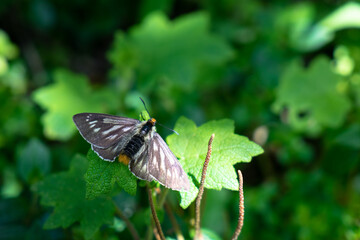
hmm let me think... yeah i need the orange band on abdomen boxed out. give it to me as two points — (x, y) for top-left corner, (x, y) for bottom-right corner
(118, 154), (130, 165)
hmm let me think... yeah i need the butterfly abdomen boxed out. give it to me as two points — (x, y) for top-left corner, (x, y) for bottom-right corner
(123, 135), (144, 157)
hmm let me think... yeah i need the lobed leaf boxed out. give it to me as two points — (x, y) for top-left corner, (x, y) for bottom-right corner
(17, 138), (51, 182)
(108, 12), (233, 91)
(34, 155), (114, 239)
(273, 56), (351, 135)
(85, 149), (137, 199)
(167, 117), (263, 208)
(32, 69), (119, 140)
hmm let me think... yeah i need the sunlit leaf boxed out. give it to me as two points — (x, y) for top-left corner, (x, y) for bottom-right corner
(199, 228), (222, 240)
(289, 2), (360, 51)
(167, 117), (263, 208)
(0, 30), (26, 93)
(32, 69), (119, 140)
(0, 30), (19, 59)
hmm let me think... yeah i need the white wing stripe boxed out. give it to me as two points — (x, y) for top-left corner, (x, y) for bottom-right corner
(102, 125), (122, 135)
(166, 148), (175, 164)
(106, 134), (118, 140)
(73, 113), (140, 150)
(122, 126), (131, 132)
(153, 143), (158, 151)
(160, 149), (166, 173)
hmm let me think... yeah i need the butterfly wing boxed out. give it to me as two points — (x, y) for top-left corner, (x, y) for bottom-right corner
(92, 144), (125, 162)
(148, 133), (190, 191)
(73, 113), (140, 149)
(129, 145), (154, 182)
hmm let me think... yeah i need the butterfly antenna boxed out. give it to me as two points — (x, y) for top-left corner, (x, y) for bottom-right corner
(139, 97), (151, 117)
(139, 97), (178, 135)
(158, 123), (179, 135)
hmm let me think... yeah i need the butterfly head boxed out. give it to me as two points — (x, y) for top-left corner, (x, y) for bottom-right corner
(149, 118), (156, 126)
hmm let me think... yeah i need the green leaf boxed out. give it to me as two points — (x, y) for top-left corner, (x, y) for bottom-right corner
(334, 124), (360, 149)
(0, 62), (27, 94)
(289, 2), (360, 51)
(17, 138), (51, 182)
(34, 154), (114, 240)
(1, 167), (22, 198)
(273, 56), (351, 134)
(109, 12), (233, 90)
(167, 117), (263, 208)
(320, 2), (360, 34)
(85, 149), (137, 199)
(32, 69), (119, 140)
(199, 228), (222, 240)
(140, 110), (150, 121)
(0, 30), (26, 93)
(0, 30), (19, 59)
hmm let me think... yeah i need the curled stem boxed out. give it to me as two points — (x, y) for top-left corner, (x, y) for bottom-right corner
(147, 184), (165, 240)
(195, 134), (215, 239)
(114, 203), (140, 240)
(231, 170), (245, 240)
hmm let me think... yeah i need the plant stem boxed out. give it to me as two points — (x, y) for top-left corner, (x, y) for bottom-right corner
(158, 187), (169, 208)
(153, 222), (162, 240)
(113, 202), (140, 240)
(231, 170), (244, 240)
(164, 202), (185, 240)
(195, 133), (215, 239)
(147, 184), (166, 240)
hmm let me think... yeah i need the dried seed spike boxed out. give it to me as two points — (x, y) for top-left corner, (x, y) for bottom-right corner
(195, 134), (215, 239)
(231, 170), (244, 240)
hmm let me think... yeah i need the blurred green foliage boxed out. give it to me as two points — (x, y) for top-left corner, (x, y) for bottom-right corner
(0, 0), (360, 240)
(273, 56), (351, 134)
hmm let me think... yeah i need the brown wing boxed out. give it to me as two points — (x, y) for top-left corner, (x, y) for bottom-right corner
(73, 113), (140, 148)
(129, 145), (154, 182)
(148, 133), (190, 192)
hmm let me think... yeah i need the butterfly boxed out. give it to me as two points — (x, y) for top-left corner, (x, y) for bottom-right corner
(73, 109), (190, 192)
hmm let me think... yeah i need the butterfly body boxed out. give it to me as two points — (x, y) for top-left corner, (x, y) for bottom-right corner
(73, 113), (190, 191)
(123, 135), (145, 157)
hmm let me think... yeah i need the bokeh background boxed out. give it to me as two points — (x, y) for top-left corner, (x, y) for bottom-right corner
(1, 0), (360, 239)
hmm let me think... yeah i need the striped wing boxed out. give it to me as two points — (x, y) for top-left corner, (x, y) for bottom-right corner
(92, 144), (126, 162)
(73, 113), (140, 149)
(148, 133), (190, 191)
(129, 145), (154, 182)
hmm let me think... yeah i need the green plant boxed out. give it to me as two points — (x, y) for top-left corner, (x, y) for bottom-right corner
(34, 115), (262, 239)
